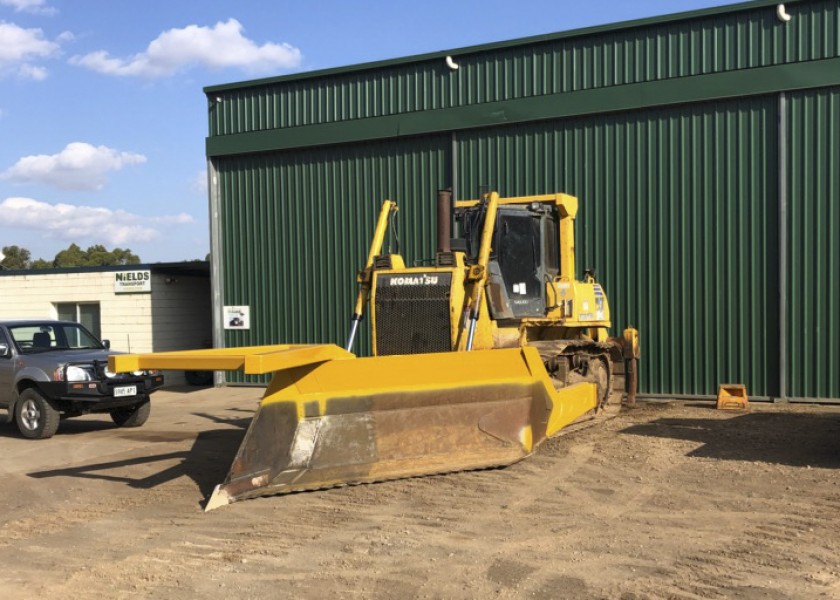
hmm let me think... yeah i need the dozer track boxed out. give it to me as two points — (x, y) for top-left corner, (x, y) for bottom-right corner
(530, 339), (628, 426)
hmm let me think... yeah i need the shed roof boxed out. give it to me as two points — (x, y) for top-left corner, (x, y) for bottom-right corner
(204, 0), (793, 93)
(0, 261), (210, 278)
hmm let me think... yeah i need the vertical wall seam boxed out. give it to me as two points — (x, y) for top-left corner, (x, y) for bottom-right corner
(778, 92), (787, 401)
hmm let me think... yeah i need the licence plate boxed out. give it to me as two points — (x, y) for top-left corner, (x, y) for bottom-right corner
(114, 386), (137, 398)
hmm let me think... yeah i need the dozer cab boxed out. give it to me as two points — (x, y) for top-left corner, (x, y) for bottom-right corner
(110, 191), (639, 510)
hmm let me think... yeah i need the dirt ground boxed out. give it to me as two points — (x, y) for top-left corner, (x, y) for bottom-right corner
(1, 386), (838, 600)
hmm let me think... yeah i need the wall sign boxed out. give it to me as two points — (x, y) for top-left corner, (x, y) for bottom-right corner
(224, 305), (250, 329)
(114, 270), (151, 293)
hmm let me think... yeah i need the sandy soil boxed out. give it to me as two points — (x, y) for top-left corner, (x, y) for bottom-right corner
(1, 386), (838, 600)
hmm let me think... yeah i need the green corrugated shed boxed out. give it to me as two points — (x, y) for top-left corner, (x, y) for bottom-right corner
(205, 0), (840, 401)
(787, 87), (840, 399)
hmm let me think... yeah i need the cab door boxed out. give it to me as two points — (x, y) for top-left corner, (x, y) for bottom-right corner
(493, 206), (559, 319)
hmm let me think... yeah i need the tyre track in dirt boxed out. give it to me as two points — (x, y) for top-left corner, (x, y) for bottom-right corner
(1, 392), (839, 599)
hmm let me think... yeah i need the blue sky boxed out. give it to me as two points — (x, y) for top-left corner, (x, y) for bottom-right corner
(0, 0), (734, 264)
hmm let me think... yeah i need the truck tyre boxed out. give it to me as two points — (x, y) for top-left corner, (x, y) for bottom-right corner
(15, 388), (60, 439)
(110, 397), (151, 428)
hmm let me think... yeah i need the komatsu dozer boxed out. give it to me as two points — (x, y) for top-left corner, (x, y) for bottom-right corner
(110, 191), (639, 510)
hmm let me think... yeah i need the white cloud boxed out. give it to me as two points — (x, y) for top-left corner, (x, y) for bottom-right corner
(1, 142), (147, 191)
(70, 18), (301, 78)
(0, 21), (65, 79)
(0, 197), (193, 245)
(0, 21), (57, 60)
(191, 169), (208, 194)
(0, 0), (56, 15)
(17, 62), (46, 79)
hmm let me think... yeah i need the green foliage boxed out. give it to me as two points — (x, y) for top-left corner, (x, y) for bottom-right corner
(0, 244), (141, 269)
(0, 245), (32, 270)
(29, 259), (53, 269)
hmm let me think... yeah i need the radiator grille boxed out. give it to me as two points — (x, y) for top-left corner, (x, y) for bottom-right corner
(374, 272), (452, 355)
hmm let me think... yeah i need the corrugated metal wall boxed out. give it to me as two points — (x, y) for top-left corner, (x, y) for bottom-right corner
(208, 0), (839, 136)
(456, 96), (778, 397)
(208, 0), (840, 399)
(217, 135), (448, 382)
(787, 86), (840, 399)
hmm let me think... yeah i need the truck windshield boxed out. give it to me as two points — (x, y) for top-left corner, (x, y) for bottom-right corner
(8, 323), (103, 354)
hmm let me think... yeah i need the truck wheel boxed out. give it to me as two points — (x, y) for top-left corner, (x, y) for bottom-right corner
(110, 398), (151, 428)
(15, 388), (60, 439)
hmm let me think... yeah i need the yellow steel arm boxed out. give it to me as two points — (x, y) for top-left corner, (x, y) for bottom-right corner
(353, 199), (396, 315)
(109, 344), (353, 376)
(347, 200), (397, 351)
(465, 192), (499, 350)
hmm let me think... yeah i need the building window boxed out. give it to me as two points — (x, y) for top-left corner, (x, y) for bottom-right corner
(55, 303), (101, 339)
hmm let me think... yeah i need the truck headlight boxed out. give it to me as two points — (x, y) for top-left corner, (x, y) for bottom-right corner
(66, 366), (94, 382)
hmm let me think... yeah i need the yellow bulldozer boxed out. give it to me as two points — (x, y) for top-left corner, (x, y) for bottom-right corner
(110, 191), (639, 510)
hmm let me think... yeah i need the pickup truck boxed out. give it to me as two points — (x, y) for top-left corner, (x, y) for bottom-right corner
(0, 320), (164, 439)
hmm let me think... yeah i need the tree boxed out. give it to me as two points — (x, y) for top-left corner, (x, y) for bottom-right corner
(110, 247), (141, 266)
(53, 244), (87, 268)
(0, 243), (141, 269)
(29, 259), (53, 269)
(52, 244), (141, 267)
(0, 245), (32, 270)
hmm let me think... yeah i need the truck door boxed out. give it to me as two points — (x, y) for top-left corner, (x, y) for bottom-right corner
(0, 329), (13, 409)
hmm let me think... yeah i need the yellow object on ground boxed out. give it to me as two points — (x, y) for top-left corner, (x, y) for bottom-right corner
(716, 384), (750, 410)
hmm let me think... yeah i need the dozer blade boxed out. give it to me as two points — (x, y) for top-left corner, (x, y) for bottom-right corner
(202, 345), (597, 510)
(110, 344), (597, 509)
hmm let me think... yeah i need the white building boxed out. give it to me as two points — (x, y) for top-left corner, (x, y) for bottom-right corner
(0, 263), (211, 386)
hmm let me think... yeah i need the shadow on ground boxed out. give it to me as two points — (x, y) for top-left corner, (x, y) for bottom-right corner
(0, 416), (123, 438)
(622, 409), (840, 468)
(26, 411), (252, 502)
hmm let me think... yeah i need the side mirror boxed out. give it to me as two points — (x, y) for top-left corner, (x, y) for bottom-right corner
(102, 339), (111, 350)
(0, 342), (10, 357)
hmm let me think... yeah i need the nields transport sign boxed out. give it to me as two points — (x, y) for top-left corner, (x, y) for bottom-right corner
(114, 270), (151, 293)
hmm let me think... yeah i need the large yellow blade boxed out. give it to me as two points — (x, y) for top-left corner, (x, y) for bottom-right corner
(205, 346), (597, 510)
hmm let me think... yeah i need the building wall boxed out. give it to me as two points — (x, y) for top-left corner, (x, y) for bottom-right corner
(0, 271), (154, 352)
(786, 86), (840, 399)
(206, 0), (840, 400)
(150, 274), (212, 352)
